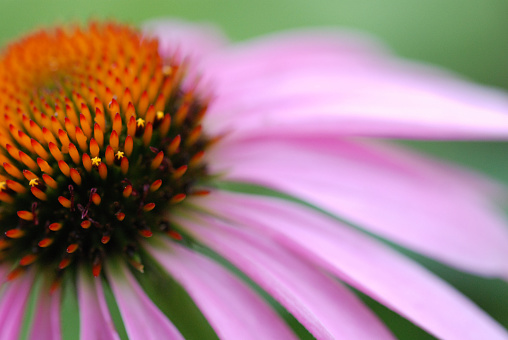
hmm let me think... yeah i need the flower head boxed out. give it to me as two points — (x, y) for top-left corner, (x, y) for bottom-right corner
(0, 23), (209, 280)
(1, 20), (508, 339)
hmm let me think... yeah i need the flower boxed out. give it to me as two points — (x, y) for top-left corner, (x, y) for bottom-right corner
(1, 20), (508, 340)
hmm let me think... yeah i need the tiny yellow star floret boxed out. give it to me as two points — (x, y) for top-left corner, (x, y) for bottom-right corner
(91, 157), (102, 167)
(136, 118), (145, 127)
(156, 111), (164, 120)
(115, 151), (124, 159)
(0, 181), (6, 191)
(28, 179), (39, 187)
(162, 65), (172, 76)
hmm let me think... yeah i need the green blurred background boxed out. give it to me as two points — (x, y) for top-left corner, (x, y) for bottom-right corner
(2, 0), (508, 339)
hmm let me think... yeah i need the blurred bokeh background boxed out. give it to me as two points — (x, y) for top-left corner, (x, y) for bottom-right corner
(2, 1), (508, 339)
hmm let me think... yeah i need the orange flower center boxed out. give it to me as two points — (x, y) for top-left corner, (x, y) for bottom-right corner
(0, 22), (210, 281)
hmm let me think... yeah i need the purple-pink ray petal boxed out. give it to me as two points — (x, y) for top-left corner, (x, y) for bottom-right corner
(209, 135), (508, 277)
(78, 269), (120, 340)
(143, 19), (226, 81)
(0, 272), (33, 339)
(107, 261), (184, 340)
(29, 287), (62, 340)
(29, 287), (61, 340)
(176, 217), (395, 340)
(192, 191), (508, 340)
(148, 240), (297, 340)
(199, 31), (508, 139)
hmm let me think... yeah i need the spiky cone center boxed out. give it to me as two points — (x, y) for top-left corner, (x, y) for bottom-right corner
(0, 22), (210, 280)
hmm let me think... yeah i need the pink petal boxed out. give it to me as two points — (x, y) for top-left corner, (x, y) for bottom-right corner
(175, 217), (394, 340)
(106, 261), (183, 340)
(193, 191), (508, 340)
(143, 19), (226, 78)
(148, 240), (297, 340)
(0, 272), (33, 339)
(209, 135), (508, 277)
(201, 30), (508, 139)
(29, 286), (61, 340)
(78, 269), (120, 340)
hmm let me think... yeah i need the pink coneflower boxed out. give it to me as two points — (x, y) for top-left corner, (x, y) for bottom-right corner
(1, 20), (508, 339)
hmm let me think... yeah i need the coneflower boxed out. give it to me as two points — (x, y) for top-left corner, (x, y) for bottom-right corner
(0, 20), (508, 339)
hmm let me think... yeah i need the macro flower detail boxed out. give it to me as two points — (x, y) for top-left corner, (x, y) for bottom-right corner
(1, 20), (508, 339)
(0, 23), (209, 279)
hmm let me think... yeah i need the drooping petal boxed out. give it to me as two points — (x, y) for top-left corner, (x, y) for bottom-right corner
(0, 272), (33, 339)
(191, 191), (508, 340)
(148, 240), (297, 340)
(175, 217), (394, 340)
(78, 269), (120, 340)
(209, 135), (508, 277)
(107, 261), (184, 340)
(201, 30), (508, 139)
(29, 287), (62, 340)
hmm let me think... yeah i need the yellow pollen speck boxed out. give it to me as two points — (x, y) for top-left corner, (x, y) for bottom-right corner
(162, 65), (172, 75)
(0, 182), (6, 191)
(115, 151), (124, 159)
(136, 118), (145, 127)
(156, 111), (164, 120)
(91, 157), (102, 167)
(29, 179), (39, 187)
